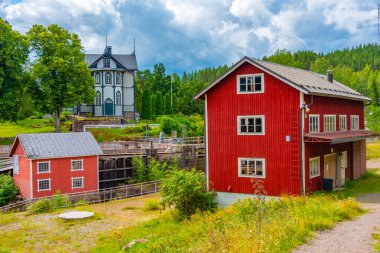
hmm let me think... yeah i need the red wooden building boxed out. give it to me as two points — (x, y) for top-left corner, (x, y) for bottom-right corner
(195, 57), (378, 197)
(9, 132), (103, 199)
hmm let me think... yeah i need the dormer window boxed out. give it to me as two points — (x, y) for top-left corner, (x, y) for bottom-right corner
(105, 72), (112, 84)
(103, 58), (110, 68)
(116, 73), (121, 84)
(237, 74), (264, 93)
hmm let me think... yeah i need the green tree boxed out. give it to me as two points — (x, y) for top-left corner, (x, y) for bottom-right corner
(150, 93), (156, 118)
(147, 158), (167, 181)
(131, 156), (147, 183)
(27, 24), (94, 132)
(163, 93), (172, 115)
(0, 174), (19, 206)
(310, 57), (332, 74)
(160, 169), (216, 219)
(0, 18), (29, 122)
(141, 89), (151, 119)
(155, 91), (163, 116)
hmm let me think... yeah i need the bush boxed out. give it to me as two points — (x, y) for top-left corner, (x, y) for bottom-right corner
(148, 158), (167, 181)
(160, 169), (216, 219)
(28, 199), (53, 214)
(144, 199), (160, 211)
(0, 174), (19, 207)
(51, 191), (71, 209)
(158, 115), (181, 134)
(131, 156), (147, 183)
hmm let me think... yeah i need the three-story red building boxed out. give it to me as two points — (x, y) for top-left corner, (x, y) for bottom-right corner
(195, 57), (378, 198)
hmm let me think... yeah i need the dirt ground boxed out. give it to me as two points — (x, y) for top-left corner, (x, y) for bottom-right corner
(0, 194), (161, 253)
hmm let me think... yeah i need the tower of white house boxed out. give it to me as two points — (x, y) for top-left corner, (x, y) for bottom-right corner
(77, 45), (137, 119)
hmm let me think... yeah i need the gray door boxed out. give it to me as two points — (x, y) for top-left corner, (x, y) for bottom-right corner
(104, 98), (113, 116)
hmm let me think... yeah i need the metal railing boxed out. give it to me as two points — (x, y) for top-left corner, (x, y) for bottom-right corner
(84, 124), (160, 131)
(1, 181), (161, 213)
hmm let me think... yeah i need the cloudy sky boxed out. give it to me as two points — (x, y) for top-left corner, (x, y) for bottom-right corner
(0, 0), (378, 73)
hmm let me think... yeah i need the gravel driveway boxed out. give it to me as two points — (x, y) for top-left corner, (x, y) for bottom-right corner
(294, 202), (380, 253)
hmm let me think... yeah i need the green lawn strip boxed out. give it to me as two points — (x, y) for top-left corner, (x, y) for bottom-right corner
(367, 141), (380, 160)
(0, 118), (72, 138)
(331, 171), (380, 198)
(372, 227), (380, 252)
(92, 196), (364, 253)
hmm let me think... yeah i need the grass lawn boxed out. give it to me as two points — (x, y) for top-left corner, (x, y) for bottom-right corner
(0, 195), (161, 253)
(0, 119), (72, 138)
(367, 141), (380, 160)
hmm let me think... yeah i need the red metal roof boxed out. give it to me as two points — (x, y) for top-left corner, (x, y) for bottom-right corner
(304, 130), (379, 144)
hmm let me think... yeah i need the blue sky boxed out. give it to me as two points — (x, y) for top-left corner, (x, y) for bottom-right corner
(0, 0), (378, 73)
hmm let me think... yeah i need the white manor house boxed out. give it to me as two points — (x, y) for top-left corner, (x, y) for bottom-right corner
(73, 45), (137, 119)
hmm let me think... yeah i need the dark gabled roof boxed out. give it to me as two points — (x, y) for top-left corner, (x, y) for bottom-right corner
(84, 54), (138, 71)
(304, 130), (379, 144)
(10, 132), (103, 159)
(194, 56), (370, 102)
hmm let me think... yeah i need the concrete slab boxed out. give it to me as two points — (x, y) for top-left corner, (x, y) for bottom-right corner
(58, 211), (94, 220)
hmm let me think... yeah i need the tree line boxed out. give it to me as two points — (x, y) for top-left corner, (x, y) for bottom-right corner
(262, 45), (380, 131)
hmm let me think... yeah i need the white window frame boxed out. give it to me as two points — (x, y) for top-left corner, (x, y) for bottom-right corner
(13, 155), (19, 175)
(105, 72), (112, 84)
(37, 178), (51, 192)
(309, 156), (321, 178)
(116, 91), (121, 105)
(103, 58), (110, 68)
(237, 115), (265, 135)
(37, 161), (50, 174)
(237, 74), (265, 94)
(339, 115), (347, 131)
(116, 73), (121, 84)
(238, 158), (266, 178)
(323, 115), (336, 132)
(95, 91), (101, 106)
(309, 114), (320, 133)
(72, 177), (84, 189)
(71, 159), (84, 171)
(351, 115), (359, 130)
(95, 73), (100, 84)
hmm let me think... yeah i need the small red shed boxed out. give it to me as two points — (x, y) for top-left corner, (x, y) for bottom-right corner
(9, 132), (103, 199)
(195, 57), (378, 199)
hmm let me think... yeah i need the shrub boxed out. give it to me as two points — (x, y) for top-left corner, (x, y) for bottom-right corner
(131, 156), (147, 183)
(148, 158), (167, 181)
(28, 199), (53, 214)
(51, 191), (71, 209)
(144, 199), (160, 211)
(158, 115), (181, 135)
(160, 169), (216, 219)
(0, 174), (19, 207)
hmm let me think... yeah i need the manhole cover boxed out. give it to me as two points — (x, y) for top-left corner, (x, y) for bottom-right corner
(59, 211), (94, 220)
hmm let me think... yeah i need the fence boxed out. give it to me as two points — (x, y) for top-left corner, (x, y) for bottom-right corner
(84, 124), (160, 131)
(1, 181), (161, 213)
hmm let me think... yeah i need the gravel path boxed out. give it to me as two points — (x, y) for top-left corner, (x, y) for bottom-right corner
(294, 202), (380, 253)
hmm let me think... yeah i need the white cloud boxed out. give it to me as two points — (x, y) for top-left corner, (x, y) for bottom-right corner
(0, 0), (378, 72)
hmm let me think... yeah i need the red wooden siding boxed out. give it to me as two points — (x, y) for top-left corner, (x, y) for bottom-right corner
(207, 62), (301, 196)
(12, 142), (32, 199)
(304, 95), (364, 133)
(32, 156), (98, 198)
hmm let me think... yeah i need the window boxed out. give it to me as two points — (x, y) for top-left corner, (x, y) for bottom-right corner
(237, 74), (264, 93)
(116, 73), (121, 84)
(38, 162), (50, 173)
(103, 57), (110, 68)
(105, 72), (112, 84)
(71, 160), (83, 171)
(351, 115), (359, 130)
(13, 156), (19, 174)
(95, 91), (101, 106)
(323, 115), (336, 132)
(238, 158), (265, 178)
(238, 116), (264, 135)
(95, 73), (100, 84)
(309, 115), (320, 133)
(38, 179), (51, 191)
(72, 177), (84, 189)
(116, 91), (121, 105)
(339, 115), (347, 131)
(309, 157), (320, 178)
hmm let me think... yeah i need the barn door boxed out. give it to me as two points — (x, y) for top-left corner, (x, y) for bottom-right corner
(105, 98), (113, 116)
(324, 154), (337, 187)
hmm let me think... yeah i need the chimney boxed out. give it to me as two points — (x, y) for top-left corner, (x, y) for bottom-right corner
(327, 70), (333, 83)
